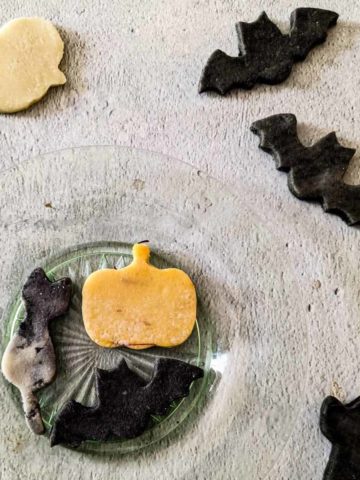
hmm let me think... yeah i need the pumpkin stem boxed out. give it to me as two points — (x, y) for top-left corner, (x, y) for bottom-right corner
(133, 243), (150, 263)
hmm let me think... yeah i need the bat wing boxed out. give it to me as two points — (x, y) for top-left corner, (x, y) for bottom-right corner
(287, 132), (355, 200)
(198, 50), (248, 95)
(250, 114), (305, 170)
(144, 358), (204, 415)
(289, 8), (338, 60)
(50, 361), (149, 446)
(199, 13), (289, 95)
(321, 184), (360, 226)
(50, 400), (106, 447)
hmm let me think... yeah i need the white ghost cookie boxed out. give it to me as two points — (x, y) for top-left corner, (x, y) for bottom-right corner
(0, 17), (66, 113)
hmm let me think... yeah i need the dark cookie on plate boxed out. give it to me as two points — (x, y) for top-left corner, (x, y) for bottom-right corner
(1, 268), (72, 434)
(50, 358), (204, 447)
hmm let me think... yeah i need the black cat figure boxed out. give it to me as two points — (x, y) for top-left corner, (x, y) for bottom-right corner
(320, 396), (360, 480)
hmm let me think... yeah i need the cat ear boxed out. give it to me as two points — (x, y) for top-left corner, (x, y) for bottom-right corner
(22, 268), (49, 299)
(22, 268), (72, 319)
(51, 69), (66, 86)
(320, 396), (345, 442)
(27, 268), (48, 282)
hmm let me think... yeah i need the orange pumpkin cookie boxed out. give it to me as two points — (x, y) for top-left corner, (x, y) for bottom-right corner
(82, 243), (197, 349)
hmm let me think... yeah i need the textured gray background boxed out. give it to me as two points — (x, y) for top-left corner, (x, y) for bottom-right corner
(1, 0), (360, 478)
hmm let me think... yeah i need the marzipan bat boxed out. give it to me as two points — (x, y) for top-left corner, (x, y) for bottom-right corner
(199, 8), (338, 95)
(50, 357), (204, 447)
(251, 113), (359, 225)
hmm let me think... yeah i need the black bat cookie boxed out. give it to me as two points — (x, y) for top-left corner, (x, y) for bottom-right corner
(199, 8), (338, 95)
(1, 268), (72, 434)
(250, 113), (360, 225)
(320, 396), (360, 480)
(50, 358), (204, 447)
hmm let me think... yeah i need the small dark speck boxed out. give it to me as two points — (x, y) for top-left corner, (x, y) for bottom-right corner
(44, 202), (54, 209)
(131, 28), (134, 33)
(334, 288), (339, 295)
(307, 304), (311, 312)
(35, 347), (44, 353)
(285, 243), (289, 248)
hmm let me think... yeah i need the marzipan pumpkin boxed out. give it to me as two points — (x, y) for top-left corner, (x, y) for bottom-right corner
(82, 243), (197, 349)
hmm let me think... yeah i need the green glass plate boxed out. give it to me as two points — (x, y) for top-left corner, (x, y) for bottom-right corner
(0, 146), (307, 475)
(2, 241), (213, 453)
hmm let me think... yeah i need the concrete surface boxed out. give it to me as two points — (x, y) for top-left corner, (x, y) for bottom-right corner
(1, 0), (360, 478)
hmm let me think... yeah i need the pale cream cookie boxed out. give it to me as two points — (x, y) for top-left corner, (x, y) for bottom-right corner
(0, 17), (66, 113)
